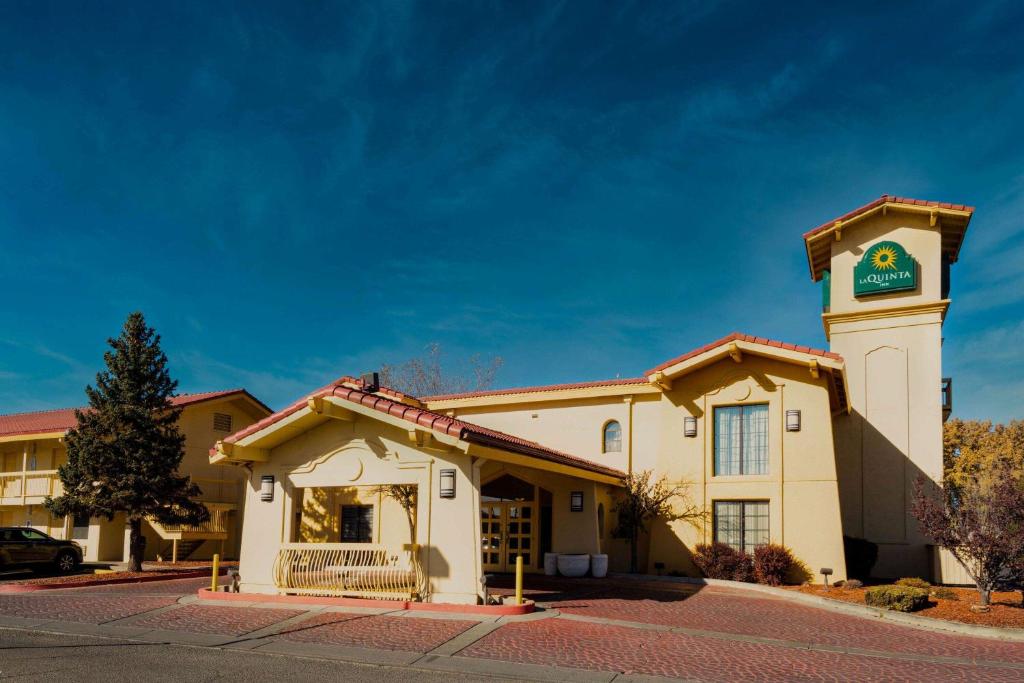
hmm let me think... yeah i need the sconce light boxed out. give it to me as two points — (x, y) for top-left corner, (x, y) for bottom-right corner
(439, 469), (456, 498)
(260, 475), (275, 502)
(570, 491), (584, 512)
(786, 409), (802, 432)
(683, 416), (697, 438)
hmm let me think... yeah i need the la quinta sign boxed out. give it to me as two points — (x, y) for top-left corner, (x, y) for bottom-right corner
(854, 241), (918, 297)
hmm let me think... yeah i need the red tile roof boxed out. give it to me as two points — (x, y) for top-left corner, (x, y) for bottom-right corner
(0, 390), (268, 438)
(802, 195), (975, 240)
(423, 377), (649, 402)
(645, 332), (842, 375)
(221, 377), (625, 480)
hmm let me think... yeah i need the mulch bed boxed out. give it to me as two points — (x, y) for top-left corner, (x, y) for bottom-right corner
(8, 568), (205, 587)
(791, 584), (1024, 628)
(146, 560), (238, 569)
(2, 561), (235, 587)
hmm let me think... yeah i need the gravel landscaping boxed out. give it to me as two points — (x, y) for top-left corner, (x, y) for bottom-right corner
(793, 584), (1024, 628)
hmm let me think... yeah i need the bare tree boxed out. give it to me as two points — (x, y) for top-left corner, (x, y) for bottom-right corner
(913, 462), (1024, 608)
(612, 470), (705, 573)
(379, 343), (503, 396)
(373, 484), (417, 542)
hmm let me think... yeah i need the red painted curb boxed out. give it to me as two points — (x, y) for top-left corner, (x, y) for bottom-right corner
(196, 588), (535, 615)
(0, 569), (224, 593)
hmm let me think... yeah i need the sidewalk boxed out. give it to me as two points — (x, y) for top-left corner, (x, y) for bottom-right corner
(1, 576), (1022, 682)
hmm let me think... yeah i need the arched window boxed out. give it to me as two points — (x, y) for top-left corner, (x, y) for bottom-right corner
(602, 420), (622, 453)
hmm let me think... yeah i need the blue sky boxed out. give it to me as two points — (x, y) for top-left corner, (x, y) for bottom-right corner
(1, 1), (1021, 421)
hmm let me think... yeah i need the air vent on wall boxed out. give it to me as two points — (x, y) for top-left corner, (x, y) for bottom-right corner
(213, 412), (233, 432)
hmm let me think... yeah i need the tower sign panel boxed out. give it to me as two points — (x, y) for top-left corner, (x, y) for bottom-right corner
(854, 241), (918, 297)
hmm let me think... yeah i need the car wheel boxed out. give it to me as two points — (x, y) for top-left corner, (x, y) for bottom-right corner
(55, 550), (78, 574)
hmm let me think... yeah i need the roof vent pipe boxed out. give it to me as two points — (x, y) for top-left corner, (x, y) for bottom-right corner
(360, 372), (380, 393)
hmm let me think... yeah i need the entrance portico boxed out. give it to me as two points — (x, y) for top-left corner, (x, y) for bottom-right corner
(212, 376), (623, 605)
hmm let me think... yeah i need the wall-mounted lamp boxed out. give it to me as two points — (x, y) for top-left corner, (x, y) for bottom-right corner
(570, 491), (584, 512)
(439, 469), (456, 498)
(260, 475), (275, 502)
(786, 409), (802, 432)
(683, 416), (697, 438)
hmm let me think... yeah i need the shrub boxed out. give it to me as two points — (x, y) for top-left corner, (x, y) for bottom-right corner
(733, 553), (756, 583)
(895, 577), (931, 590)
(864, 585), (929, 612)
(787, 557), (813, 585)
(753, 544), (795, 586)
(693, 543), (755, 582)
(931, 587), (959, 601)
(843, 535), (878, 580)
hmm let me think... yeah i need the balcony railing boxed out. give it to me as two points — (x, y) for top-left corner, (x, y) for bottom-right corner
(148, 504), (232, 539)
(0, 470), (63, 502)
(273, 543), (426, 600)
(941, 377), (953, 422)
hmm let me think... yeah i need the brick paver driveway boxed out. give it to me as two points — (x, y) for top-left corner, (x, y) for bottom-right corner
(0, 575), (1022, 681)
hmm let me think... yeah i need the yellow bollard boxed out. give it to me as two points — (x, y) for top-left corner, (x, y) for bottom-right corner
(515, 554), (523, 605)
(211, 553), (220, 592)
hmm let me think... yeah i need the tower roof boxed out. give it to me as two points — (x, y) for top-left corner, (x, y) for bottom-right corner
(803, 195), (974, 282)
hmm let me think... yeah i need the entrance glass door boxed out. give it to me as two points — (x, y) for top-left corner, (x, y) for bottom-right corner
(480, 502), (534, 572)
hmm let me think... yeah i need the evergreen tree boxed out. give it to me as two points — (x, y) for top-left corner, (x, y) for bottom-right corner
(46, 312), (207, 571)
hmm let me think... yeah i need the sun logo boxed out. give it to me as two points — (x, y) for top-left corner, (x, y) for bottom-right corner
(871, 245), (899, 270)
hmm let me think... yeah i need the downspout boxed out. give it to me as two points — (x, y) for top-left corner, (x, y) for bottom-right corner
(472, 457), (487, 603)
(779, 386), (785, 547)
(425, 460), (434, 595)
(625, 396), (634, 474)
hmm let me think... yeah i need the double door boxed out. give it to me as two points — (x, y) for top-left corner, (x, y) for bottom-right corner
(480, 502), (533, 572)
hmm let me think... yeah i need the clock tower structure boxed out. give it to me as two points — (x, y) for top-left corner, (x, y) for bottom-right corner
(804, 196), (974, 579)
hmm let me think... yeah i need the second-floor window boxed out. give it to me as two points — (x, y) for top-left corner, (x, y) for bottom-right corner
(603, 420), (622, 453)
(714, 404), (768, 475)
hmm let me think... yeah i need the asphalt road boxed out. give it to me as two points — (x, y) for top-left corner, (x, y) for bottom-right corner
(0, 628), (515, 682)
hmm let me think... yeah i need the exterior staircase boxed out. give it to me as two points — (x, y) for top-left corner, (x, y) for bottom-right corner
(147, 502), (234, 562)
(158, 539), (205, 562)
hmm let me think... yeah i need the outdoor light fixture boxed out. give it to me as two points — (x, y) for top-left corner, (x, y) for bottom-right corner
(570, 491), (584, 512)
(786, 409), (802, 432)
(820, 567), (833, 589)
(439, 469), (456, 498)
(683, 416), (697, 438)
(260, 475), (275, 502)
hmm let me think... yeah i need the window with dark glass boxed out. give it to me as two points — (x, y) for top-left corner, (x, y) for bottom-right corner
(340, 505), (373, 543)
(603, 420), (622, 453)
(72, 513), (90, 540)
(713, 500), (769, 553)
(714, 404), (768, 475)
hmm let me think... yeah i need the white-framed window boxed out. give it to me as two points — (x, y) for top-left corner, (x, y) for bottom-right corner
(713, 500), (769, 553)
(602, 420), (622, 453)
(714, 404), (768, 475)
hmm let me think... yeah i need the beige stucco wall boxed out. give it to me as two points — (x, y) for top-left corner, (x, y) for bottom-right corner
(827, 211), (947, 579)
(826, 212), (943, 315)
(236, 417), (484, 604)
(439, 354), (847, 583)
(297, 485), (414, 549)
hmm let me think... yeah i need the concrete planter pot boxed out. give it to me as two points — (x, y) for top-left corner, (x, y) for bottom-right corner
(591, 554), (609, 578)
(557, 554), (590, 577)
(543, 553), (558, 576)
